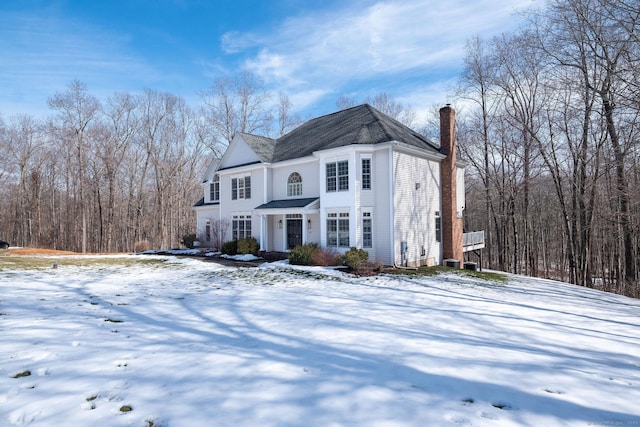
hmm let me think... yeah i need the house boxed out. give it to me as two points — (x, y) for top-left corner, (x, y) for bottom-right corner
(194, 104), (474, 267)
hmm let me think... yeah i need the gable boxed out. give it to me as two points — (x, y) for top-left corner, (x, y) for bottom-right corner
(218, 134), (264, 170)
(201, 157), (220, 183)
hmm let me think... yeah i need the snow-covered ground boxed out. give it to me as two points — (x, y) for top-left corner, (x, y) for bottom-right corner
(1, 255), (639, 427)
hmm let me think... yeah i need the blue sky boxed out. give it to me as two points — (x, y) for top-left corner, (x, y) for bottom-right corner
(1, 0), (537, 120)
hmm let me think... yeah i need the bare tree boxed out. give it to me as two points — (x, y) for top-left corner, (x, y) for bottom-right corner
(201, 217), (230, 251)
(99, 92), (139, 251)
(533, 0), (639, 292)
(458, 35), (499, 268)
(276, 93), (303, 136)
(48, 80), (101, 253)
(336, 95), (357, 111)
(200, 71), (273, 149)
(3, 114), (45, 246)
(336, 92), (417, 127)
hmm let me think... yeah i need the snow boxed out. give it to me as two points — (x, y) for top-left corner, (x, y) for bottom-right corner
(220, 253), (262, 261)
(1, 255), (639, 427)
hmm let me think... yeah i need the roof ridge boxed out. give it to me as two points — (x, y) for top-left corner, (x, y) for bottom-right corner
(366, 104), (440, 151)
(363, 104), (396, 142)
(239, 132), (276, 142)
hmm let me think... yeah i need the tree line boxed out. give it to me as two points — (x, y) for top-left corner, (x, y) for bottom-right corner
(456, 0), (640, 297)
(0, 73), (300, 253)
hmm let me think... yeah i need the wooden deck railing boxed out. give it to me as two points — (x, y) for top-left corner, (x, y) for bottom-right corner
(463, 231), (485, 251)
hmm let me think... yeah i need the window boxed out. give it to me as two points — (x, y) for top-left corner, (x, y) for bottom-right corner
(435, 211), (441, 243)
(327, 212), (350, 247)
(362, 212), (372, 248)
(338, 213), (350, 246)
(205, 221), (211, 242)
(326, 163), (336, 192)
(231, 176), (251, 200)
(326, 160), (348, 192)
(209, 175), (219, 202)
(338, 161), (349, 191)
(232, 215), (252, 240)
(362, 158), (371, 190)
(287, 172), (302, 197)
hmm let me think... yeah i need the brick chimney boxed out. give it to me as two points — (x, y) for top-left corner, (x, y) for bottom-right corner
(439, 105), (463, 266)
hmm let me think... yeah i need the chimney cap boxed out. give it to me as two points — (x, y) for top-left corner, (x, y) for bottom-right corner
(439, 104), (454, 113)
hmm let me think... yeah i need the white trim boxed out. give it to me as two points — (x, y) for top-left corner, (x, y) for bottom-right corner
(217, 162), (264, 176)
(362, 208), (374, 249)
(269, 155), (316, 168)
(389, 145), (395, 264)
(360, 154), (373, 191)
(391, 141), (446, 162)
(313, 143), (390, 159)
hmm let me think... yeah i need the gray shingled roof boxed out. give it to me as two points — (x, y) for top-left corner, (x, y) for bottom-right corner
(270, 104), (441, 162)
(223, 104), (440, 168)
(254, 198), (319, 210)
(240, 133), (277, 163)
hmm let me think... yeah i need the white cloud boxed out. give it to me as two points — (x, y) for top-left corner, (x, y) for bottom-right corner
(287, 88), (332, 113)
(230, 0), (537, 114)
(221, 30), (261, 54)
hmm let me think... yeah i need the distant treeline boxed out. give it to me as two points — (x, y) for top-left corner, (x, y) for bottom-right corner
(456, 0), (640, 297)
(0, 73), (303, 255)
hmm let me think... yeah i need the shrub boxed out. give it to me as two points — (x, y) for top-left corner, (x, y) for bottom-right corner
(289, 243), (318, 265)
(182, 233), (198, 249)
(237, 237), (259, 254)
(221, 240), (238, 255)
(353, 261), (384, 277)
(311, 246), (338, 266)
(337, 247), (369, 269)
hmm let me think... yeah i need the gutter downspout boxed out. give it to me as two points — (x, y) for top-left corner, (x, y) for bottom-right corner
(389, 144), (396, 267)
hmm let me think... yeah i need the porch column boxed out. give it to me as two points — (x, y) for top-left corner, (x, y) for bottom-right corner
(302, 213), (308, 244)
(281, 215), (287, 251)
(259, 214), (265, 251)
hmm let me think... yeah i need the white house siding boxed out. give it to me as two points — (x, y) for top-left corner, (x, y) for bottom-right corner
(218, 164), (266, 244)
(317, 148), (356, 253)
(392, 150), (441, 267)
(194, 205), (220, 246)
(271, 159), (319, 200)
(267, 216), (280, 251)
(220, 136), (261, 168)
(372, 149), (393, 264)
(354, 148), (392, 265)
(305, 213), (321, 245)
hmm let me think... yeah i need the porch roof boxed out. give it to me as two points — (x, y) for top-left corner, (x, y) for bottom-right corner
(254, 197), (319, 213)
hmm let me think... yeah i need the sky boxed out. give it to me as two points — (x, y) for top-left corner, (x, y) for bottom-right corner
(1, 253), (639, 426)
(0, 0), (539, 121)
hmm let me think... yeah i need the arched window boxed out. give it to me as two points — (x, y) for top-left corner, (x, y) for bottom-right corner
(287, 172), (302, 197)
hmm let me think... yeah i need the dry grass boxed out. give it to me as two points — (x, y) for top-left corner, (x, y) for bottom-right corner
(0, 247), (160, 271)
(4, 248), (79, 255)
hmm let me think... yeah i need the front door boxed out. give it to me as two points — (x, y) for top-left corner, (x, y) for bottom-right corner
(287, 219), (303, 249)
